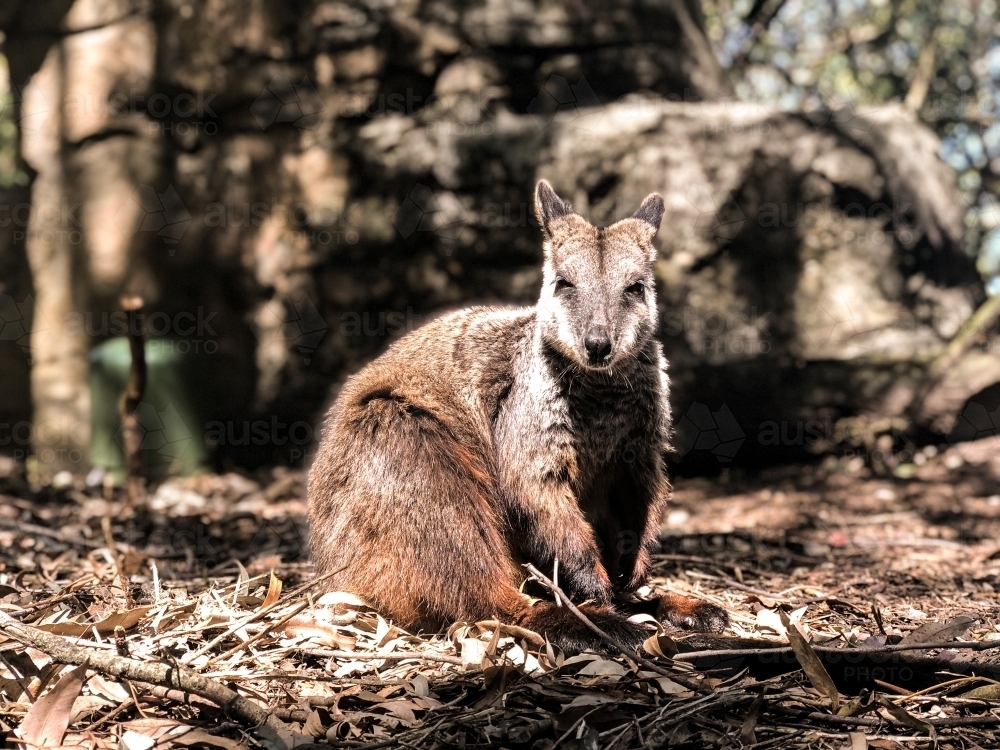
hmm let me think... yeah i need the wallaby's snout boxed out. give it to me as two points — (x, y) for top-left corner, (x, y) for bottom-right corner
(534, 179), (665, 371)
(584, 327), (612, 364)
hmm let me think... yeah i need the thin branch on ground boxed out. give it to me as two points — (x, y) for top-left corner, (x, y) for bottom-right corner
(0, 608), (287, 734)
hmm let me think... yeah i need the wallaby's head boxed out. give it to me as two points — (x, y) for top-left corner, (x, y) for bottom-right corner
(534, 180), (664, 371)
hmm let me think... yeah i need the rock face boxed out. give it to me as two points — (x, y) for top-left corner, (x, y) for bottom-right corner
(0, 0), (992, 473)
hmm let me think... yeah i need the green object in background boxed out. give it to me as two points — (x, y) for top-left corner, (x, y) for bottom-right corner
(89, 337), (208, 480)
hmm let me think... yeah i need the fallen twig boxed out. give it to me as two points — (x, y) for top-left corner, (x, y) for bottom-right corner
(0, 608), (287, 734)
(675, 639), (1000, 661)
(770, 703), (1000, 729)
(314, 649), (465, 666)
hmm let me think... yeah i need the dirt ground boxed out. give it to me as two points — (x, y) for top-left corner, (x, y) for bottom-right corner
(0, 437), (999, 749)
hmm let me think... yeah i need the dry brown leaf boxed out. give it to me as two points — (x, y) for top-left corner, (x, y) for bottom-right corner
(409, 674), (430, 697)
(378, 699), (421, 726)
(874, 694), (934, 734)
(18, 663), (88, 748)
(68, 694), (113, 725)
(959, 682), (1000, 700)
(315, 591), (367, 608)
(254, 721), (316, 749)
(756, 608), (786, 636)
(899, 614), (976, 645)
(38, 606), (150, 637)
(847, 731), (868, 750)
(233, 560), (251, 604)
(303, 709), (327, 738)
(739, 693), (763, 745)
(838, 690), (878, 717)
(576, 658), (627, 677)
(779, 609), (840, 713)
(458, 637), (488, 670)
(121, 730), (157, 750)
(642, 632), (677, 658)
(563, 693), (614, 710)
(652, 677), (694, 697)
(283, 613), (358, 650)
(87, 673), (130, 702)
(261, 572), (283, 610)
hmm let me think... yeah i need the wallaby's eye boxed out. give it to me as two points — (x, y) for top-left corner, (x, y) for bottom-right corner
(625, 281), (645, 297)
(554, 277), (575, 293)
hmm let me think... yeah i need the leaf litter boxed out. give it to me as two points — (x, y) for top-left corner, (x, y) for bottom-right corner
(1, 447), (1000, 748)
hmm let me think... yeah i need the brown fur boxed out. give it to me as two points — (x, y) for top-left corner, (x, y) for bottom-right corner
(308, 180), (728, 654)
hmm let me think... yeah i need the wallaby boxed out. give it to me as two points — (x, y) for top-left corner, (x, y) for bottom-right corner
(308, 180), (728, 654)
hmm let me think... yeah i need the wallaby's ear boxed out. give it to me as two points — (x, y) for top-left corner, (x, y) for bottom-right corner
(535, 179), (571, 235)
(633, 193), (664, 232)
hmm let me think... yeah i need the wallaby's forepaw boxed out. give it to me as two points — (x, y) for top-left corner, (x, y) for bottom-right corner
(656, 594), (729, 633)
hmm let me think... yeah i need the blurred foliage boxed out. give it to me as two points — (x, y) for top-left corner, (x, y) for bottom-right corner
(0, 51), (29, 188)
(703, 0), (1000, 293)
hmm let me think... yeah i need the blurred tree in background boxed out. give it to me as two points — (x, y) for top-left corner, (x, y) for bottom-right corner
(0, 50), (29, 187)
(702, 0), (1000, 291)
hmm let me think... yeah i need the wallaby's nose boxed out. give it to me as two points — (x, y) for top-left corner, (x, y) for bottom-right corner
(584, 330), (612, 364)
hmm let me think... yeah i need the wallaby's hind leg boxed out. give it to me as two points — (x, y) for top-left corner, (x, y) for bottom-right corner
(517, 602), (651, 656)
(310, 394), (528, 628)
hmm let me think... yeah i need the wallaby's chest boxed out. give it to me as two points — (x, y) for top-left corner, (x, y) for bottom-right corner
(496, 355), (661, 478)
